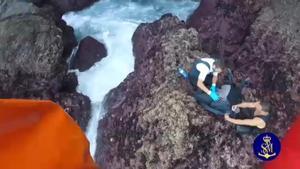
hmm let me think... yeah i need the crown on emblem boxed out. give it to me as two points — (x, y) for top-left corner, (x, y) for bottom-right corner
(263, 135), (272, 142)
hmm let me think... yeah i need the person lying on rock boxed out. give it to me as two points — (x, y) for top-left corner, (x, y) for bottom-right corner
(197, 76), (270, 134)
(178, 57), (224, 102)
(179, 64), (271, 134)
(206, 76), (271, 134)
(225, 101), (271, 134)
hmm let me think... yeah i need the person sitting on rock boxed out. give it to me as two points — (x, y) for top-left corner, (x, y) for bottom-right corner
(224, 101), (271, 134)
(178, 57), (224, 103)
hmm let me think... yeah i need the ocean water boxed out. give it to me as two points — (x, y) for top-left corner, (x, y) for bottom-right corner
(63, 0), (198, 157)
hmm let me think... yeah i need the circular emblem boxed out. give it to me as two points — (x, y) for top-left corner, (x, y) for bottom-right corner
(253, 132), (281, 161)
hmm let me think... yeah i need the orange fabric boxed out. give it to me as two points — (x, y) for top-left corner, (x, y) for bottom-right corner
(264, 115), (300, 169)
(0, 99), (99, 169)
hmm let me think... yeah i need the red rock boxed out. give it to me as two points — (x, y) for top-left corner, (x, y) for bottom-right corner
(187, 0), (268, 56)
(95, 0), (299, 168)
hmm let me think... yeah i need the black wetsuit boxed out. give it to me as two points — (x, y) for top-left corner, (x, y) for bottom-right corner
(231, 108), (270, 134)
(226, 84), (243, 106)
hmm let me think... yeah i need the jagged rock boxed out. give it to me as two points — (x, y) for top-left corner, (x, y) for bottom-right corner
(226, 0), (300, 137)
(54, 92), (91, 129)
(0, 0), (64, 88)
(30, 0), (45, 7)
(71, 36), (107, 71)
(0, 0), (40, 18)
(15, 1), (78, 59)
(96, 14), (259, 169)
(56, 19), (78, 59)
(0, 0), (90, 130)
(187, 0), (268, 56)
(60, 72), (78, 93)
(187, 0), (300, 138)
(29, 0), (98, 14)
(96, 0), (299, 167)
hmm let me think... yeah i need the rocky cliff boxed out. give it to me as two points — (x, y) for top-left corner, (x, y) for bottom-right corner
(30, 0), (98, 14)
(96, 0), (300, 168)
(0, 0), (90, 130)
(187, 0), (268, 57)
(188, 0), (300, 135)
(224, 0), (300, 136)
(96, 14), (258, 169)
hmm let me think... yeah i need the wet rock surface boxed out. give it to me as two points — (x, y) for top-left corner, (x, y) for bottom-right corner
(97, 0), (300, 168)
(56, 19), (78, 59)
(227, 0), (300, 137)
(54, 91), (91, 129)
(70, 36), (107, 71)
(0, 0), (90, 130)
(30, 0), (98, 14)
(96, 14), (257, 169)
(187, 0), (268, 56)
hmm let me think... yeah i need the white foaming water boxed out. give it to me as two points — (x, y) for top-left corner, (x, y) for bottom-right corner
(63, 0), (198, 157)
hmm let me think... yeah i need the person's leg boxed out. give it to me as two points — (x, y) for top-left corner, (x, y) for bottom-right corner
(194, 91), (230, 115)
(218, 85), (231, 100)
(194, 90), (212, 105)
(178, 67), (199, 90)
(178, 67), (189, 80)
(210, 100), (231, 113)
(236, 126), (253, 135)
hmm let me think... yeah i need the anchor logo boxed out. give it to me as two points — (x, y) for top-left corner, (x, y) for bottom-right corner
(253, 132), (281, 161)
(258, 135), (276, 159)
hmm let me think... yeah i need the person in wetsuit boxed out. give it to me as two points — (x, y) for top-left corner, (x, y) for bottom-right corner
(224, 101), (271, 134)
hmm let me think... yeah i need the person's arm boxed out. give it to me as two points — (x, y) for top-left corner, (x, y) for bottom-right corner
(212, 73), (218, 86)
(224, 114), (265, 128)
(234, 102), (258, 108)
(196, 64), (211, 95)
(197, 80), (211, 95)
